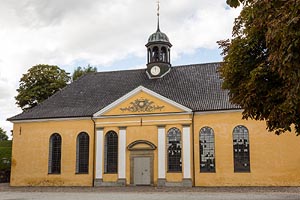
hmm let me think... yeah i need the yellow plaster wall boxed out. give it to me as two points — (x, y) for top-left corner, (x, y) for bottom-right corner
(102, 173), (118, 182)
(95, 115), (191, 185)
(96, 88), (191, 185)
(132, 143), (150, 149)
(11, 109), (300, 187)
(103, 91), (184, 116)
(11, 120), (94, 186)
(126, 126), (158, 185)
(95, 114), (191, 127)
(100, 125), (159, 184)
(194, 111), (300, 186)
(98, 123), (192, 185)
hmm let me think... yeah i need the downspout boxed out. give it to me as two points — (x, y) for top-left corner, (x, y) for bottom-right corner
(192, 111), (195, 186)
(91, 117), (96, 187)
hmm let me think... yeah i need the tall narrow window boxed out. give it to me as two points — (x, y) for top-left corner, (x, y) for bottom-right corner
(104, 131), (118, 173)
(167, 127), (182, 172)
(233, 125), (250, 172)
(48, 133), (62, 174)
(76, 132), (89, 174)
(199, 127), (216, 172)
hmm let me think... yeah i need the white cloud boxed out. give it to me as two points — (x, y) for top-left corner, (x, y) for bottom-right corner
(0, 0), (241, 136)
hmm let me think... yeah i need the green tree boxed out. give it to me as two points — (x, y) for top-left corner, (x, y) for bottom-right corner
(0, 128), (8, 141)
(219, 0), (300, 135)
(0, 140), (12, 171)
(15, 64), (70, 110)
(72, 65), (97, 81)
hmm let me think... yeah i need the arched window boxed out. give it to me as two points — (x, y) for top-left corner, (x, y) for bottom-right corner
(48, 133), (62, 174)
(167, 127), (182, 172)
(152, 46), (159, 62)
(199, 127), (216, 172)
(160, 47), (167, 62)
(233, 125), (250, 172)
(104, 131), (118, 173)
(76, 132), (89, 174)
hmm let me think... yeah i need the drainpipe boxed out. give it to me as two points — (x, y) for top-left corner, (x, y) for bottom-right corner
(91, 117), (96, 187)
(192, 111), (195, 186)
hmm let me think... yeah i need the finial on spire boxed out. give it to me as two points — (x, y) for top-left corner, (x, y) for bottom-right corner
(156, 0), (160, 31)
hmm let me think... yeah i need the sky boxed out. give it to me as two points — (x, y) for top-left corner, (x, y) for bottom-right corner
(0, 0), (241, 138)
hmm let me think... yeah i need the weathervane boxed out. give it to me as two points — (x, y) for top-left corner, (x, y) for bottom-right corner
(156, 0), (160, 31)
(157, 0), (160, 17)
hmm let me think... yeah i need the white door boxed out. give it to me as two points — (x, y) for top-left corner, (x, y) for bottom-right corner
(133, 157), (151, 185)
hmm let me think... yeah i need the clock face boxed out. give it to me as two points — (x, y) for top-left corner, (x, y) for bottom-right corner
(150, 66), (161, 76)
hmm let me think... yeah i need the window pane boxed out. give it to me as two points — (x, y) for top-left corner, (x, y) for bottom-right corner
(167, 127), (182, 172)
(199, 127), (216, 173)
(76, 132), (89, 174)
(48, 133), (61, 174)
(233, 125), (250, 172)
(105, 131), (118, 173)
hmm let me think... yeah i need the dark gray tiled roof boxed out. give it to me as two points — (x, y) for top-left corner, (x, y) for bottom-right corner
(8, 63), (239, 121)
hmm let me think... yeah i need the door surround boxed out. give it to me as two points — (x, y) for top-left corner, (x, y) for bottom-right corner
(128, 140), (156, 185)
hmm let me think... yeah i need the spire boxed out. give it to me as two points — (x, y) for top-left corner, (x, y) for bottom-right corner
(157, 0), (160, 32)
(147, 0), (171, 44)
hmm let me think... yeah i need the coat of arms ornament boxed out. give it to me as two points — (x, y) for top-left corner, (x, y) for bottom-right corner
(120, 98), (164, 112)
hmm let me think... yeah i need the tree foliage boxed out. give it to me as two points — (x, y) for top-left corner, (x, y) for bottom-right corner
(0, 140), (12, 171)
(0, 128), (8, 141)
(15, 64), (70, 110)
(72, 65), (97, 81)
(219, 0), (300, 135)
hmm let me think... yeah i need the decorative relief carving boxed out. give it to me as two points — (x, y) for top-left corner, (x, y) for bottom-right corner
(120, 98), (164, 113)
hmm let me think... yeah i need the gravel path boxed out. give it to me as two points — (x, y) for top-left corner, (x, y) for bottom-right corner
(1, 191), (300, 200)
(1, 184), (300, 200)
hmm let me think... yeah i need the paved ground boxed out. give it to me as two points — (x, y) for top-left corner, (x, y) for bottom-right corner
(1, 183), (300, 200)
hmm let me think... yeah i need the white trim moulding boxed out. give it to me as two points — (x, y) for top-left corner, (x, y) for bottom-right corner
(195, 109), (242, 115)
(10, 117), (91, 123)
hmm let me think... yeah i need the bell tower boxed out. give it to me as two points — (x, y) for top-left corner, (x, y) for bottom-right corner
(146, 1), (172, 78)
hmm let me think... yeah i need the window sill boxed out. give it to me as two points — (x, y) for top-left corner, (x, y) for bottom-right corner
(167, 171), (182, 173)
(104, 172), (118, 174)
(234, 171), (251, 173)
(75, 172), (89, 175)
(199, 171), (216, 173)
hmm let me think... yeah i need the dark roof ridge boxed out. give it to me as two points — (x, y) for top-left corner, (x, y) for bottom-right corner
(92, 67), (146, 75)
(172, 61), (222, 68)
(88, 62), (222, 75)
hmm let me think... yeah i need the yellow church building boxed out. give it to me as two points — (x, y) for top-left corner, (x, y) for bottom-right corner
(8, 14), (300, 187)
